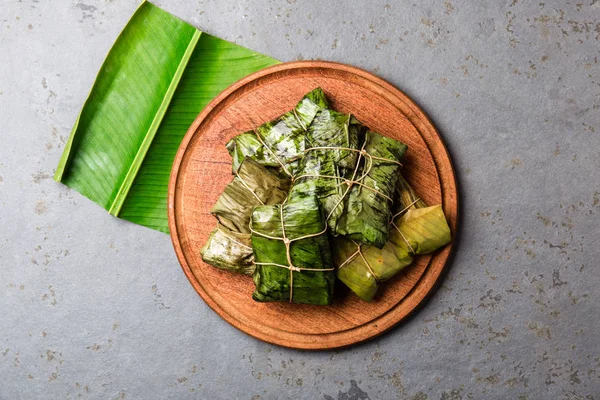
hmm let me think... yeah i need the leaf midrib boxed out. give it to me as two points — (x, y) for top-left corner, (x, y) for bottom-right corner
(108, 29), (202, 216)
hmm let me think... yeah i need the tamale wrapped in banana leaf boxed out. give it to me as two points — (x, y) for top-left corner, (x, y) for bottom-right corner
(201, 157), (290, 275)
(210, 157), (290, 233)
(289, 111), (363, 232)
(334, 175), (451, 301)
(251, 194), (335, 305)
(336, 131), (408, 248)
(226, 87), (329, 176)
(200, 224), (254, 275)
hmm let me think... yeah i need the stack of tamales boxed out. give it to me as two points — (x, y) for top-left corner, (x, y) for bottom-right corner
(201, 88), (451, 305)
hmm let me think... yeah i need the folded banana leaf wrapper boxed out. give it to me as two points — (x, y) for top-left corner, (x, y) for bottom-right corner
(226, 88), (329, 177)
(201, 158), (290, 274)
(289, 110), (363, 232)
(334, 176), (452, 302)
(251, 194), (335, 305)
(336, 131), (408, 248)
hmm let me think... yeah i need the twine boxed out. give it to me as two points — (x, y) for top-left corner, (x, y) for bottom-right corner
(215, 225), (253, 251)
(292, 108), (308, 131)
(250, 198), (333, 302)
(249, 106), (311, 179)
(252, 130), (293, 178)
(389, 197), (421, 254)
(389, 197), (420, 222)
(336, 239), (381, 284)
(294, 141), (404, 205)
(234, 171), (265, 206)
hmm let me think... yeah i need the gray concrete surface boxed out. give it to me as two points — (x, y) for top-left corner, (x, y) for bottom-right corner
(1, 0), (599, 399)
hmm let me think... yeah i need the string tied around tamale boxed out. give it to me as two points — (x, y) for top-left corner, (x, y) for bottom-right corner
(215, 224), (253, 250)
(388, 197), (421, 254)
(294, 137), (404, 219)
(248, 106), (310, 180)
(251, 130), (293, 178)
(234, 170), (265, 206)
(292, 108), (308, 131)
(336, 239), (380, 284)
(250, 199), (333, 303)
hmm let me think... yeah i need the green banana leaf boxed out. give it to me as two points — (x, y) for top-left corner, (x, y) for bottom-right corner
(211, 157), (290, 233)
(200, 224), (254, 275)
(336, 131), (408, 248)
(226, 88), (329, 177)
(289, 110), (363, 232)
(251, 195), (335, 305)
(54, 1), (279, 233)
(335, 175), (451, 302)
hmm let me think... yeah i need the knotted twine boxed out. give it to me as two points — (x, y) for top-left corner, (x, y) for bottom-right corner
(249, 198), (334, 302)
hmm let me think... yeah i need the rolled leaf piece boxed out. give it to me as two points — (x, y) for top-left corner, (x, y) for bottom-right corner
(226, 88), (330, 176)
(336, 131), (408, 248)
(251, 195), (335, 305)
(211, 157), (290, 233)
(201, 224), (254, 275)
(335, 176), (452, 302)
(289, 111), (363, 232)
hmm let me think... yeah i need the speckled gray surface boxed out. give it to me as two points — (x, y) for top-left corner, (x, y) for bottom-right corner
(1, 1), (599, 399)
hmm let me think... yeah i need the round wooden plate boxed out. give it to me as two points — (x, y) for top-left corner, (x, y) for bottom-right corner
(168, 61), (458, 350)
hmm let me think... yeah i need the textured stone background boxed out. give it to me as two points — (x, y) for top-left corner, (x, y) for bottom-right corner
(1, 1), (599, 399)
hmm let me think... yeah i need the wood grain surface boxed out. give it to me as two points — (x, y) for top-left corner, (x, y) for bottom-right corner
(168, 61), (458, 350)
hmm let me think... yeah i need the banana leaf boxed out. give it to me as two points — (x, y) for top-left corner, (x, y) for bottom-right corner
(226, 88), (329, 177)
(211, 157), (290, 234)
(251, 195), (335, 305)
(336, 131), (408, 248)
(335, 175), (451, 302)
(289, 111), (363, 232)
(201, 224), (254, 275)
(53, 1), (279, 233)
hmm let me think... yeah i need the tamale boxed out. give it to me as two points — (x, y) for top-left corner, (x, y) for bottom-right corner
(211, 157), (290, 233)
(335, 175), (452, 301)
(201, 157), (289, 275)
(200, 224), (254, 275)
(226, 87), (329, 176)
(336, 131), (407, 248)
(289, 110), (363, 232)
(251, 195), (335, 305)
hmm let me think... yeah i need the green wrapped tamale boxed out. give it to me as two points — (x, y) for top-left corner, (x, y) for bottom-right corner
(200, 224), (254, 275)
(201, 157), (290, 275)
(226, 87), (329, 176)
(334, 175), (452, 301)
(210, 157), (290, 233)
(251, 195), (335, 305)
(336, 131), (408, 248)
(289, 111), (363, 232)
